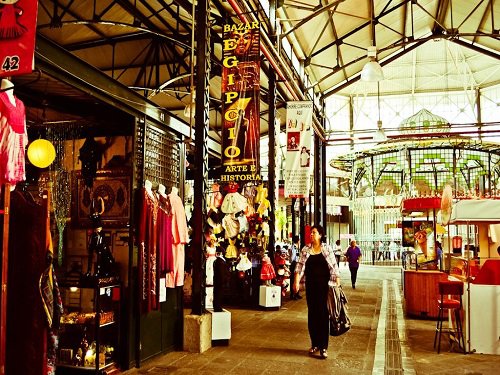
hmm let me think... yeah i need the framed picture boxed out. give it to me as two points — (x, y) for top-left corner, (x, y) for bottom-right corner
(72, 169), (131, 228)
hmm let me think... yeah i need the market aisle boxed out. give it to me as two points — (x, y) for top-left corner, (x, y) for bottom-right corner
(122, 266), (500, 374)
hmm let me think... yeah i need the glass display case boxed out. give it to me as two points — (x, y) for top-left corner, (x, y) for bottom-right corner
(56, 276), (121, 374)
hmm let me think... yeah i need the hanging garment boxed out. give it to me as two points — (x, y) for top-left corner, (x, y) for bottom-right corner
(237, 214), (249, 233)
(0, 4), (27, 39)
(158, 194), (173, 275)
(40, 256), (64, 375)
(78, 136), (101, 188)
(222, 213), (240, 239)
(244, 197), (256, 216)
(0, 91), (27, 186)
(221, 191), (248, 214)
(166, 190), (189, 288)
(236, 252), (252, 271)
(254, 185), (267, 204)
(211, 182), (223, 208)
(260, 255), (276, 280)
(257, 198), (270, 216)
(7, 190), (50, 375)
(207, 216), (224, 235)
(138, 187), (160, 312)
(225, 237), (238, 259)
(243, 184), (257, 200)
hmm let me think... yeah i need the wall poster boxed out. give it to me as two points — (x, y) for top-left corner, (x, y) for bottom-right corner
(284, 101), (313, 198)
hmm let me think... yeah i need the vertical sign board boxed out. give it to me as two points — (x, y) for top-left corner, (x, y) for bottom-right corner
(0, 0), (38, 77)
(284, 101), (313, 198)
(221, 22), (261, 183)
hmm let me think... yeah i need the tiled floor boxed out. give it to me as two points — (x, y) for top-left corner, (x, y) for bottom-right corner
(123, 266), (500, 374)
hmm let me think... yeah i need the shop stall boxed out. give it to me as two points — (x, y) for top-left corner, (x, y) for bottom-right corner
(449, 199), (500, 354)
(401, 197), (446, 318)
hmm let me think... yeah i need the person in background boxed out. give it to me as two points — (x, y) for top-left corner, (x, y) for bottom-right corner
(345, 240), (362, 289)
(293, 225), (340, 359)
(388, 240), (399, 262)
(435, 241), (443, 270)
(289, 235), (302, 300)
(377, 240), (385, 261)
(333, 239), (342, 266)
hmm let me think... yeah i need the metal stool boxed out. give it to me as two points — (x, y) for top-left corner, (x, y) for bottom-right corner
(433, 280), (466, 353)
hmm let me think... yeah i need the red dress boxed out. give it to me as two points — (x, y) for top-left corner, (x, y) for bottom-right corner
(137, 188), (159, 312)
(0, 92), (27, 186)
(260, 255), (276, 280)
(0, 4), (27, 39)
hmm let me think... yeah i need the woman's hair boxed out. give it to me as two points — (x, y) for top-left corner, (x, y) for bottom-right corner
(335, 239), (341, 245)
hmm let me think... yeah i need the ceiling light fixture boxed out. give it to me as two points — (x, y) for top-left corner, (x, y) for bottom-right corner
(361, 46), (384, 82)
(373, 82), (387, 142)
(183, 90), (196, 119)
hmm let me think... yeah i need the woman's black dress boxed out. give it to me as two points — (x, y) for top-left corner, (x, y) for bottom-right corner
(305, 253), (330, 350)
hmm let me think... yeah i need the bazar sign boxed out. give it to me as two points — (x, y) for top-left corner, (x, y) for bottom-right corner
(221, 21), (260, 182)
(0, 0), (38, 77)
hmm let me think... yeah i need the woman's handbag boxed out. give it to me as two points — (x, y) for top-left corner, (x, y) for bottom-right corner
(327, 285), (351, 336)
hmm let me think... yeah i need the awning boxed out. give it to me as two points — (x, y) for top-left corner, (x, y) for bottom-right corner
(449, 199), (500, 224)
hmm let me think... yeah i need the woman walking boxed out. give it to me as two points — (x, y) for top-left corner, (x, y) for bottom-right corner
(293, 225), (340, 359)
(345, 240), (362, 289)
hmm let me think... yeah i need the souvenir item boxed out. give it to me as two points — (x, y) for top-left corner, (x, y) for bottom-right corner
(236, 252), (252, 271)
(221, 191), (248, 214)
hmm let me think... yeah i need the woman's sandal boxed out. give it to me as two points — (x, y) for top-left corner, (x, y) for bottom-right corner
(308, 347), (319, 355)
(320, 349), (328, 359)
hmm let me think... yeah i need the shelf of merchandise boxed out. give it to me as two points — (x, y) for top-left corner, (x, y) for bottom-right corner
(56, 277), (121, 375)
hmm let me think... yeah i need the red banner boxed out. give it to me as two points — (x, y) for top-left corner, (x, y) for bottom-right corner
(0, 0), (38, 77)
(221, 21), (260, 183)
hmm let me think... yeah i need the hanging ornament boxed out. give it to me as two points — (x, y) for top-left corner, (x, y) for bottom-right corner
(27, 139), (56, 168)
(79, 136), (102, 188)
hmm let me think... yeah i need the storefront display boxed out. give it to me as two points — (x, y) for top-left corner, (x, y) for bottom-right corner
(56, 278), (120, 374)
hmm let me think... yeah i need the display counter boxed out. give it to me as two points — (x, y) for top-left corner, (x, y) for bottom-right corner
(403, 270), (447, 318)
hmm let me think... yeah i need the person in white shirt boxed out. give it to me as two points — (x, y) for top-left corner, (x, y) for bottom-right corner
(333, 239), (342, 265)
(388, 240), (399, 261)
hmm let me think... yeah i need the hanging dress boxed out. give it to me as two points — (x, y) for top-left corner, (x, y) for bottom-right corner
(166, 190), (189, 288)
(221, 191), (248, 214)
(0, 91), (28, 186)
(0, 4), (27, 39)
(260, 255), (276, 281)
(225, 238), (238, 259)
(236, 252), (252, 271)
(222, 213), (240, 239)
(137, 188), (159, 312)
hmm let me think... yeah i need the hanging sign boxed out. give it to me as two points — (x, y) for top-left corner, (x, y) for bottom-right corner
(284, 101), (313, 198)
(221, 21), (261, 183)
(0, 0), (38, 77)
